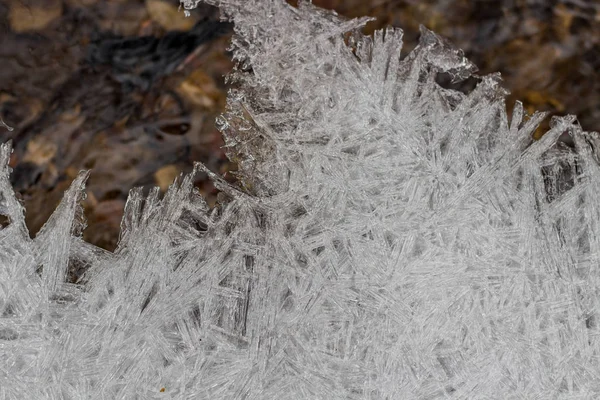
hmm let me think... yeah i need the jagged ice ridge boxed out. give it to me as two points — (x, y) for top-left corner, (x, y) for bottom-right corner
(2, 0), (600, 398)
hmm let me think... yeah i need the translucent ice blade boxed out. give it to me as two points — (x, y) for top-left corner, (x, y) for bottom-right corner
(34, 171), (89, 292)
(0, 141), (28, 236)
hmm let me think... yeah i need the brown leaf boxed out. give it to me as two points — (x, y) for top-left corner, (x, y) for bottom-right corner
(97, 2), (149, 36)
(9, 0), (63, 33)
(58, 104), (82, 122)
(92, 200), (125, 225)
(553, 4), (573, 42)
(178, 69), (220, 109)
(24, 136), (57, 166)
(146, 0), (196, 31)
(154, 164), (180, 192)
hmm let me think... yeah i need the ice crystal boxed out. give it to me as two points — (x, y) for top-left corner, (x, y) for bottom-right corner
(2, 0), (600, 398)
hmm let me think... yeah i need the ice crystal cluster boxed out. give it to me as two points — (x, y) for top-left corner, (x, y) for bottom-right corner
(2, 0), (600, 398)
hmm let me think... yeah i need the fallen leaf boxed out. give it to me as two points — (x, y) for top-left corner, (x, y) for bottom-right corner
(138, 19), (155, 36)
(9, 0), (63, 33)
(92, 200), (125, 225)
(178, 69), (221, 109)
(0, 93), (16, 104)
(155, 165), (180, 192)
(553, 4), (573, 42)
(65, 165), (79, 179)
(23, 98), (46, 126)
(524, 90), (564, 112)
(59, 104), (82, 122)
(42, 162), (59, 187)
(97, 2), (149, 36)
(146, 0), (196, 31)
(24, 136), (57, 165)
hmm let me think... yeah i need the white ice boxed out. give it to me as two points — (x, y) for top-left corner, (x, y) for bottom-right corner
(1, 0), (600, 398)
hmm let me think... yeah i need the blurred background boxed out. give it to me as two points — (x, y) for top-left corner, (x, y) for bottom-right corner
(0, 0), (599, 251)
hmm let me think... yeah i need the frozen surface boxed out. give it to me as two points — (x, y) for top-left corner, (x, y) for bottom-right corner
(2, 0), (600, 398)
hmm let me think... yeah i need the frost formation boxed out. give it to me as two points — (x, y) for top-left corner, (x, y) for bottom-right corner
(2, 0), (600, 398)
